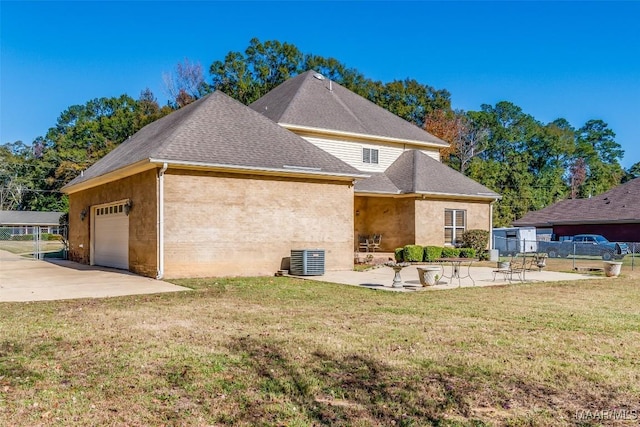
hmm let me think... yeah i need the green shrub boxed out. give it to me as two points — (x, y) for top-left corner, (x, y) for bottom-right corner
(10, 234), (34, 241)
(403, 245), (424, 262)
(394, 248), (404, 262)
(424, 246), (443, 261)
(441, 247), (460, 258)
(478, 250), (490, 261)
(461, 229), (490, 254)
(459, 248), (476, 258)
(42, 233), (62, 241)
(9, 233), (61, 241)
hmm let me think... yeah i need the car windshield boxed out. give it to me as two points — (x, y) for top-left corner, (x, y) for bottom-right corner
(594, 236), (609, 243)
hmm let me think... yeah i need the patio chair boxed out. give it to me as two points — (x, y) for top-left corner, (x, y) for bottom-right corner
(369, 234), (382, 252)
(358, 234), (370, 252)
(492, 255), (526, 283)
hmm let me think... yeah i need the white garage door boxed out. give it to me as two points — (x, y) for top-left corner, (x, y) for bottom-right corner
(94, 202), (129, 270)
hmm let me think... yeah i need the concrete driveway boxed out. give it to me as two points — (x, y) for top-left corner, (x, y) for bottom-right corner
(0, 250), (189, 302)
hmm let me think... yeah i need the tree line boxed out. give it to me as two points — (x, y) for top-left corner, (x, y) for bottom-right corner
(2, 38), (638, 226)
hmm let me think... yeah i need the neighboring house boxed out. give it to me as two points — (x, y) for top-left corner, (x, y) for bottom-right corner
(0, 210), (64, 236)
(62, 70), (500, 279)
(512, 178), (640, 242)
(250, 71), (500, 251)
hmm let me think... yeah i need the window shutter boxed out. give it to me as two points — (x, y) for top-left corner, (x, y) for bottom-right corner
(371, 149), (379, 164)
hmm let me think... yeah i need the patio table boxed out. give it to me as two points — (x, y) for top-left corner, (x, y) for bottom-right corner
(434, 258), (477, 287)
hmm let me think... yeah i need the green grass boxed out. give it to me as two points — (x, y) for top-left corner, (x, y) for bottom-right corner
(0, 240), (65, 256)
(1, 273), (639, 426)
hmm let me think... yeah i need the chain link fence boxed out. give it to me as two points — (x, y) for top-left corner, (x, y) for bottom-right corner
(492, 234), (637, 272)
(0, 225), (68, 260)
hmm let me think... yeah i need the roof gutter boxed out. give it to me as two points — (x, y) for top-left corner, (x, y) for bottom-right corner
(354, 189), (501, 201)
(148, 158), (369, 180)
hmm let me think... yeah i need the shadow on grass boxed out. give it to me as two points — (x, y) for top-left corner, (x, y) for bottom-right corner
(225, 336), (487, 426)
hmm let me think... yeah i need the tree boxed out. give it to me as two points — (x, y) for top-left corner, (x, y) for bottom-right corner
(209, 38), (452, 127)
(210, 38), (303, 104)
(569, 157), (587, 199)
(425, 110), (488, 174)
(574, 119), (625, 197)
(9, 93), (173, 211)
(0, 141), (34, 210)
(622, 161), (640, 182)
(163, 58), (208, 107)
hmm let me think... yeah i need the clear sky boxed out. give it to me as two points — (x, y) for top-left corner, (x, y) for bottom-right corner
(1, 1), (639, 168)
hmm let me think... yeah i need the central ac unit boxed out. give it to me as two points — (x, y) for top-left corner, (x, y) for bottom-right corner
(290, 249), (325, 276)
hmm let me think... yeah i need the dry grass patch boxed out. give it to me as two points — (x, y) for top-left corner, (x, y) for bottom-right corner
(1, 274), (639, 426)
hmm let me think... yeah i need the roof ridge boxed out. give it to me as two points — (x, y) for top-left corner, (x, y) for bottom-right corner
(276, 71), (313, 124)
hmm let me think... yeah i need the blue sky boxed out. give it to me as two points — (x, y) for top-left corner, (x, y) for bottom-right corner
(2, 1), (639, 168)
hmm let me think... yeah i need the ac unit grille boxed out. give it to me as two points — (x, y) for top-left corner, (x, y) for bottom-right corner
(290, 249), (325, 276)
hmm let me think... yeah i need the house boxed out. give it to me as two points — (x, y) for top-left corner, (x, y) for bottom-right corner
(250, 71), (500, 251)
(62, 91), (364, 278)
(512, 177), (640, 242)
(0, 210), (64, 237)
(62, 71), (500, 279)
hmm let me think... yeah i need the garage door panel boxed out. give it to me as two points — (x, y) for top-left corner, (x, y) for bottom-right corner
(94, 203), (129, 270)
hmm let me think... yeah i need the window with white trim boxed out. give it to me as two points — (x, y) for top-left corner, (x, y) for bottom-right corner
(444, 209), (466, 245)
(362, 148), (379, 164)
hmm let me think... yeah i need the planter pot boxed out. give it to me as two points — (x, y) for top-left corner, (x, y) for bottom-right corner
(497, 261), (510, 270)
(603, 261), (623, 277)
(417, 267), (441, 286)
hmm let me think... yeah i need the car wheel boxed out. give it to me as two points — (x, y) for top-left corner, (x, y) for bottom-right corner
(602, 252), (613, 261)
(548, 250), (558, 258)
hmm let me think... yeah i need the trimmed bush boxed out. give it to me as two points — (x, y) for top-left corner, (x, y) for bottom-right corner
(10, 234), (34, 241)
(459, 248), (477, 259)
(424, 246), (443, 261)
(441, 247), (460, 258)
(394, 248), (404, 262)
(461, 229), (490, 254)
(403, 245), (424, 262)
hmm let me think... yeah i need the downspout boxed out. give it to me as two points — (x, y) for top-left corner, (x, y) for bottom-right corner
(156, 163), (168, 279)
(489, 200), (495, 250)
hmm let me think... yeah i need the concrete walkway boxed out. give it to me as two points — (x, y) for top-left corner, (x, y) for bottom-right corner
(302, 264), (596, 292)
(0, 250), (189, 302)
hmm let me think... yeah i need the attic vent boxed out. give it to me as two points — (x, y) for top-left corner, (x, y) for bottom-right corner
(313, 73), (325, 80)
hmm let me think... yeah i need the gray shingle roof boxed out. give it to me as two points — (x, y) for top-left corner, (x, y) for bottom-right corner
(513, 178), (640, 226)
(63, 91), (363, 190)
(250, 71), (448, 146)
(0, 210), (64, 226)
(355, 150), (500, 199)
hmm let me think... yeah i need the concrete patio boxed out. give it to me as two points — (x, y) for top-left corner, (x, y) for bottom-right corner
(300, 263), (597, 292)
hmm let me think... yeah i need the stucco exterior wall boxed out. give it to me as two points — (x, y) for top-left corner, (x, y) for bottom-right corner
(162, 170), (354, 278)
(67, 169), (158, 277)
(354, 196), (415, 251)
(414, 198), (492, 246)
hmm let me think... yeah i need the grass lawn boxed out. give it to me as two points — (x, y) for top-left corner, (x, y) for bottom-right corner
(0, 240), (66, 256)
(1, 271), (639, 426)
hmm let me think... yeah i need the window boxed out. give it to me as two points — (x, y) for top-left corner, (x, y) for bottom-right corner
(444, 209), (466, 245)
(362, 148), (379, 164)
